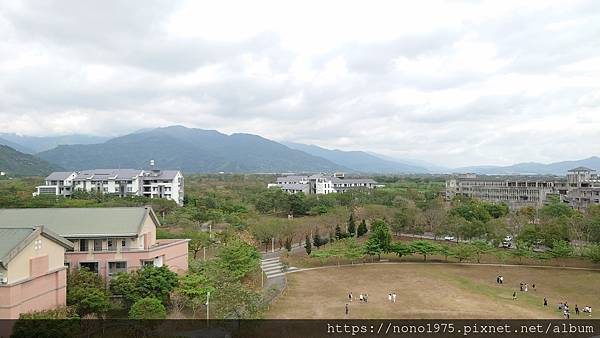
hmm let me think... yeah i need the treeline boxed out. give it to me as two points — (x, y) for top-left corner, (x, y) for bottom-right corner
(302, 219), (600, 266)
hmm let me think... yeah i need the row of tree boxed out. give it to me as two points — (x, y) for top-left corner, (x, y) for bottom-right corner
(305, 219), (600, 265)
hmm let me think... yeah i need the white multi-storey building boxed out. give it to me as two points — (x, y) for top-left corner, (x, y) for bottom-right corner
(34, 169), (184, 206)
(269, 173), (378, 195)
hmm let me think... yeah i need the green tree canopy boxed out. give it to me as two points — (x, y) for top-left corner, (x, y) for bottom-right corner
(409, 240), (439, 261)
(216, 238), (260, 280)
(128, 297), (167, 319)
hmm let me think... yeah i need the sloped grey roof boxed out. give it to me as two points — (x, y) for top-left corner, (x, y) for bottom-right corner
(331, 177), (377, 184)
(0, 228), (34, 265)
(45, 172), (76, 181)
(75, 169), (143, 180)
(280, 183), (310, 190)
(0, 226), (72, 268)
(277, 176), (308, 183)
(568, 166), (595, 172)
(0, 207), (158, 238)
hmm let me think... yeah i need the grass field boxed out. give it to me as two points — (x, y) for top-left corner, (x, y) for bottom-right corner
(267, 264), (600, 319)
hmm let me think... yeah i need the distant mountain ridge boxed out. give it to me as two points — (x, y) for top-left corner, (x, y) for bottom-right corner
(0, 133), (109, 153)
(283, 142), (429, 173)
(455, 157), (600, 175)
(37, 126), (350, 173)
(0, 145), (63, 176)
(4, 126), (600, 175)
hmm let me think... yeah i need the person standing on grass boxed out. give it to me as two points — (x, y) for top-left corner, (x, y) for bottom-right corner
(388, 293), (392, 302)
(500, 276), (503, 284)
(544, 297), (548, 306)
(345, 303), (349, 317)
(349, 292), (353, 302)
(392, 293), (397, 303)
(365, 294), (368, 303)
(513, 291), (517, 300)
(575, 305), (579, 316)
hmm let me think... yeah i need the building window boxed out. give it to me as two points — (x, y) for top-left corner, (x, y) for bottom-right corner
(79, 239), (88, 252)
(65, 262), (71, 269)
(108, 261), (127, 276)
(80, 262), (98, 273)
(108, 239), (114, 251)
(121, 240), (126, 247)
(94, 239), (102, 251)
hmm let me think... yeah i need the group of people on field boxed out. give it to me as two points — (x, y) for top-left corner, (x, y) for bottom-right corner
(344, 291), (398, 316)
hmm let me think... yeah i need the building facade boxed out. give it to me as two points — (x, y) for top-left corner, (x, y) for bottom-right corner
(0, 207), (189, 281)
(445, 167), (600, 210)
(269, 173), (378, 195)
(34, 169), (185, 206)
(0, 226), (72, 319)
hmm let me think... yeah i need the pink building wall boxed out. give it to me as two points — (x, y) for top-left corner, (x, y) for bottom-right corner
(0, 268), (67, 319)
(65, 239), (189, 280)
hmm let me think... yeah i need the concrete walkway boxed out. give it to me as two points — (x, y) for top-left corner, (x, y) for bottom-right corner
(285, 260), (600, 275)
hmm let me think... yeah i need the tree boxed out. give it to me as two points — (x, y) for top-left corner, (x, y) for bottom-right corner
(471, 240), (493, 263)
(173, 274), (214, 317)
(288, 192), (308, 216)
(357, 219), (368, 237)
(110, 272), (138, 307)
(284, 237), (292, 252)
(135, 265), (179, 304)
(313, 232), (323, 249)
(347, 214), (356, 237)
(216, 238), (260, 280)
(364, 237), (384, 261)
(211, 281), (263, 319)
(586, 244), (600, 263)
(548, 240), (574, 261)
(183, 231), (213, 260)
(67, 268), (110, 317)
(450, 244), (475, 262)
(370, 219), (392, 251)
(335, 224), (343, 240)
(511, 241), (532, 264)
(128, 297), (167, 319)
(304, 234), (312, 255)
(438, 244), (451, 262)
(409, 240), (439, 261)
(389, 242), (412, 258)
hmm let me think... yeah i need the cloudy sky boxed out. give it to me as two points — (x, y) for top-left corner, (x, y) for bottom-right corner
(1, 0), (599, 167)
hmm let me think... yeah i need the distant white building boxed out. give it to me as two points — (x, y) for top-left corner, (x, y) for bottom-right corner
(269, 173), (378, 194)
(34, 169), (184, 206)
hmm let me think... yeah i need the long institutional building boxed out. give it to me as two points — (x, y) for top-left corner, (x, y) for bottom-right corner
(268, 173), (379, 194)
(445, 166), (600, 210)
(34, 168), (184, 206)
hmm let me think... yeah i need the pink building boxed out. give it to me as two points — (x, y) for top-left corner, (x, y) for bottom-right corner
(0, 207), (189, 280)
(0, 226), (72, 319)
(0, 207), (189, 319)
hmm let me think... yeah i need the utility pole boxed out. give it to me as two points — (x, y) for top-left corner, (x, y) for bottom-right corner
(271, 237), (275, 253)
(206, 291), (211, 326)
(203, 246), (206, 261)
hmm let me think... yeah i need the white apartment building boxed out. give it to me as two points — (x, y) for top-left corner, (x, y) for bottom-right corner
(34, 169), (184, 206)
(269, 173), (378, 195)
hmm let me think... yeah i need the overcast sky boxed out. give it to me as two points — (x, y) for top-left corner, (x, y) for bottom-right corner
(1, 1), (599, 167)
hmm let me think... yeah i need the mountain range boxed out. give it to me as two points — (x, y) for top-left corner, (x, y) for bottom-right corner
(1, 125), (599, 175)
(36, 126), (350, 173)
(0, 133), (109, 153)
(0, 145), (63, 176)
(456, 157), (600, 175)
(283, 142), (429, 173)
